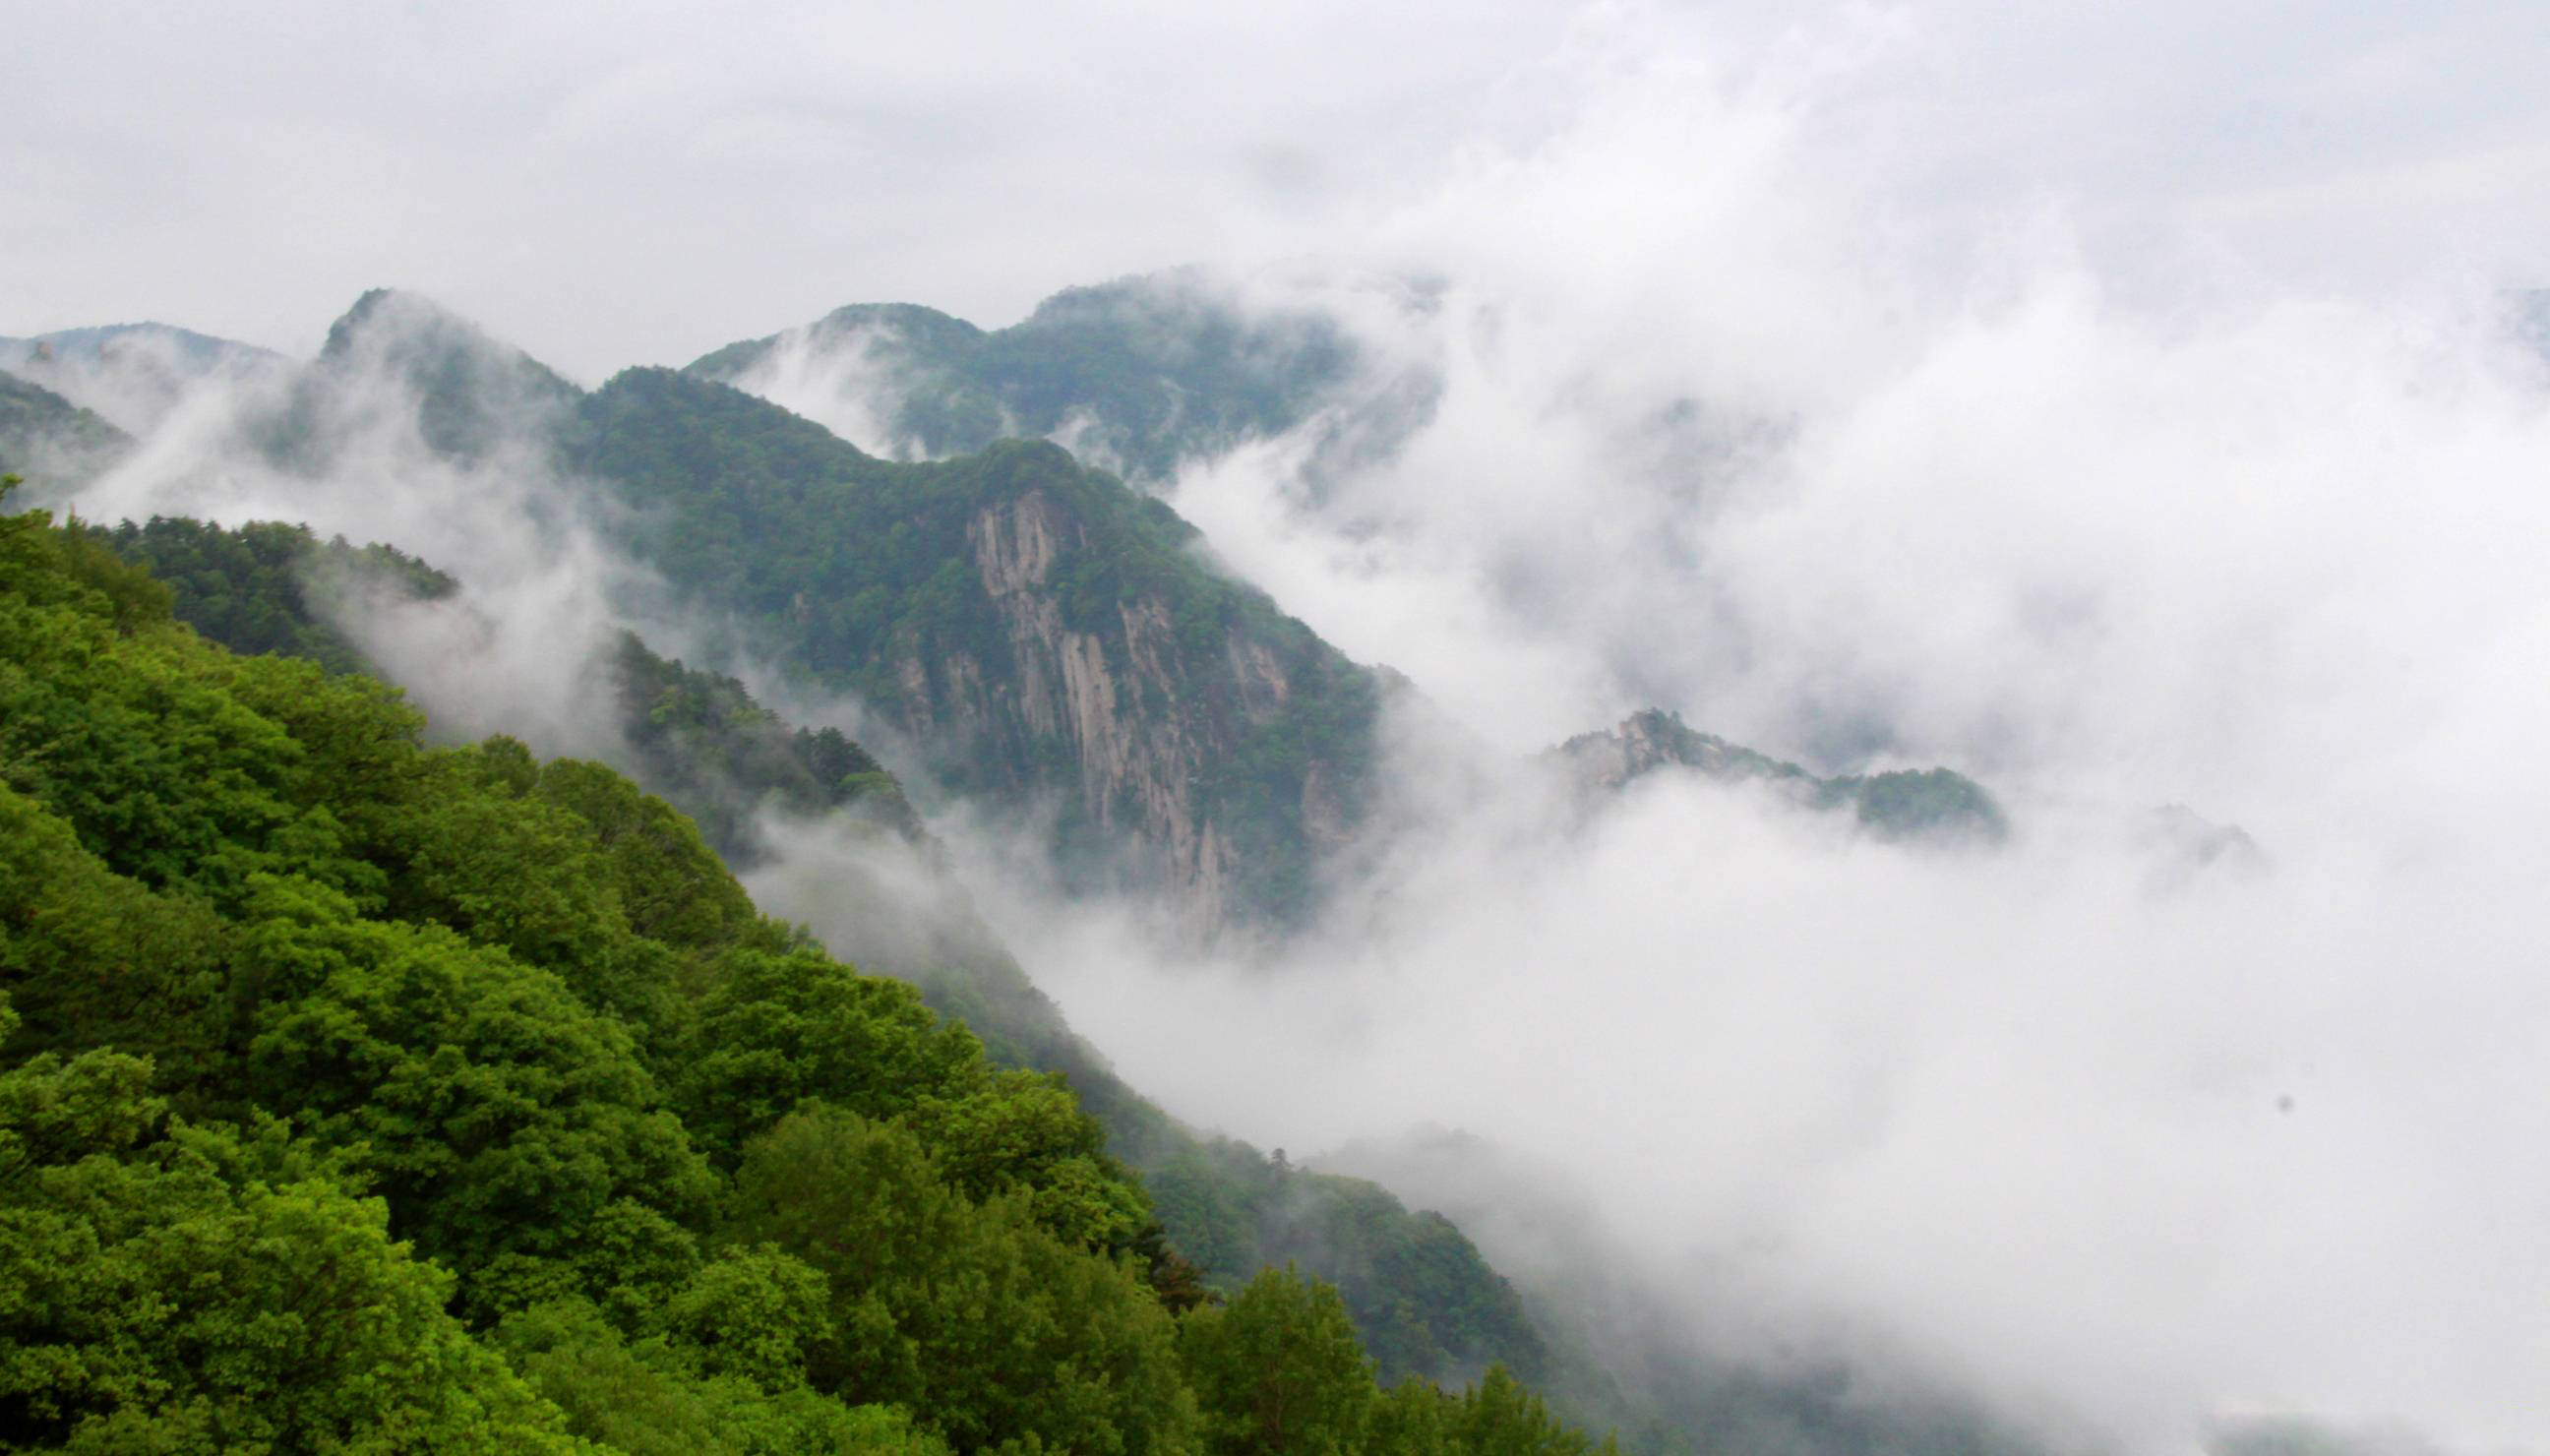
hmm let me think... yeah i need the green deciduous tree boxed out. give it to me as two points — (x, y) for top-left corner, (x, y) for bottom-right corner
(1179, 1264), (1375, 1456)
(726, 1105), (1198, 1455)
(0, 1027), (577, 1450)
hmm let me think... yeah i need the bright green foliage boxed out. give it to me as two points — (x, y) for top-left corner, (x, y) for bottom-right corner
(1455, 1366), (1619, 1456)
(90, 517), (919, 868)
(726, 1106), (1201, 1456)
(1354, 1367), (1624, 1456)
(669, 946), (981, 1165)
(0, 786), (234, 1098)
(1146, 1145), (1548, 1388)
(1180, 1265), (1376, 1456)
(0, 480), (1606, 1453)
(653, 1245), (837, 1391)
(96, 516), (455, 677)
(527, 756), (771, 960)
(1368, 1378), (1459, 1456)
(671, 944), (1154, 1255)
(900, 1067), (1134, 1243)
(495, 1297), (943, 1456)
(83, 500), (1558, 1395)
(0, 1034), (578, 1451)
(233, 873), (717, 1320)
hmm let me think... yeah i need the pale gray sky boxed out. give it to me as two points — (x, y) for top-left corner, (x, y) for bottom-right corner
(7, 0), (2547, 378)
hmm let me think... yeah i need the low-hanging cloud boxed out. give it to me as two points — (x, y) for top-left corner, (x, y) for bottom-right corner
(890, 18), (2550, 1455)
(22, 8), (2550, 1450)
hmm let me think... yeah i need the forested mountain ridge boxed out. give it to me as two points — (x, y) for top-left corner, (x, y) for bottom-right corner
(686, 271), (1366, 482)
(569, 364), (1390, 934)
(97, 516), (457, 678)
(224, 288), (1387, 935)
(83, 511), (1565, 1409)
(11, 280), (2067, 1456)
(230, 289), (2011, 932)
(251, 286), (584, 469)
(0, 480), (1610, 1453)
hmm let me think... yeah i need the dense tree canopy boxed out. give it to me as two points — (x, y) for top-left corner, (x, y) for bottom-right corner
(0, 479), (1607, 1452)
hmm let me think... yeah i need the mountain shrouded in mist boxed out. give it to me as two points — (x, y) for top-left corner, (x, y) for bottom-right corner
(684, 271), (1378, 483)
(1553, 708), (2007, 843)
(240, 285), (1996, 940)
(81, 503), (1573, 1413)
(16, 5), (2550, 1453)
(0, 475), (1621, 1448)
(0, 371), (129, 496)
(0, 276), (2082, 1455)
(13, 236), (2550, 1456)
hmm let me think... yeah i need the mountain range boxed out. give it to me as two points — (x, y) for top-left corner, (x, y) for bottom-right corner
(0, 274), (2074, 1456)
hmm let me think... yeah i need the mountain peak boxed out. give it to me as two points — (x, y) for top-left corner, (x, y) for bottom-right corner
(301, 288), (582, 461)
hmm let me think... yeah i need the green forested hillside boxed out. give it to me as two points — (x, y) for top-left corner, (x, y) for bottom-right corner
(97, 516), (456, 678)
(33, 286), (2036, 1454)
(83, 511), (1564, 1406)
(607, 631), (926, 859)
(687, 272), (1360, 482)
(4, 483), (1603, 1450)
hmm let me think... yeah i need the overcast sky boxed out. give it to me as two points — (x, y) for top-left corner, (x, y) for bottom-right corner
(8, 0), (2549, 379)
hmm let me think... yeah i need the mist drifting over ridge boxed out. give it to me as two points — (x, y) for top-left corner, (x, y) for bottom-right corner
(690, 25), (2550, 1452)
(12, 1), (2550, 1452)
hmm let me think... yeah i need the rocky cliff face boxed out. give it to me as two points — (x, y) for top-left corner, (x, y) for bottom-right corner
(890, 482), (1373, 931)
(570, 371), (1383, 934)
(946, 487), (1230, 922)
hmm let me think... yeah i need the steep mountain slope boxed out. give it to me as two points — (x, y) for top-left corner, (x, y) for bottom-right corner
(686, 271), (1365, 481)
(258, 287), (584, 467)
(279, 292), (2013, 932)
(1, 482), (1607, 1453)
(571, 366), (1389, 933)
(36, 286), (2082, 1455)
(86, 510), (1556, 1401)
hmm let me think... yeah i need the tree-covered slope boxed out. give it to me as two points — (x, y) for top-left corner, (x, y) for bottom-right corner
(571, 366), (1388, 933)
(81, 508), (1565, 1406)
(257, 288), (586, 467)
(687, 271), (1361, 482)
(0, 481), (1609, 1452)
(96, 516), (456, 678)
